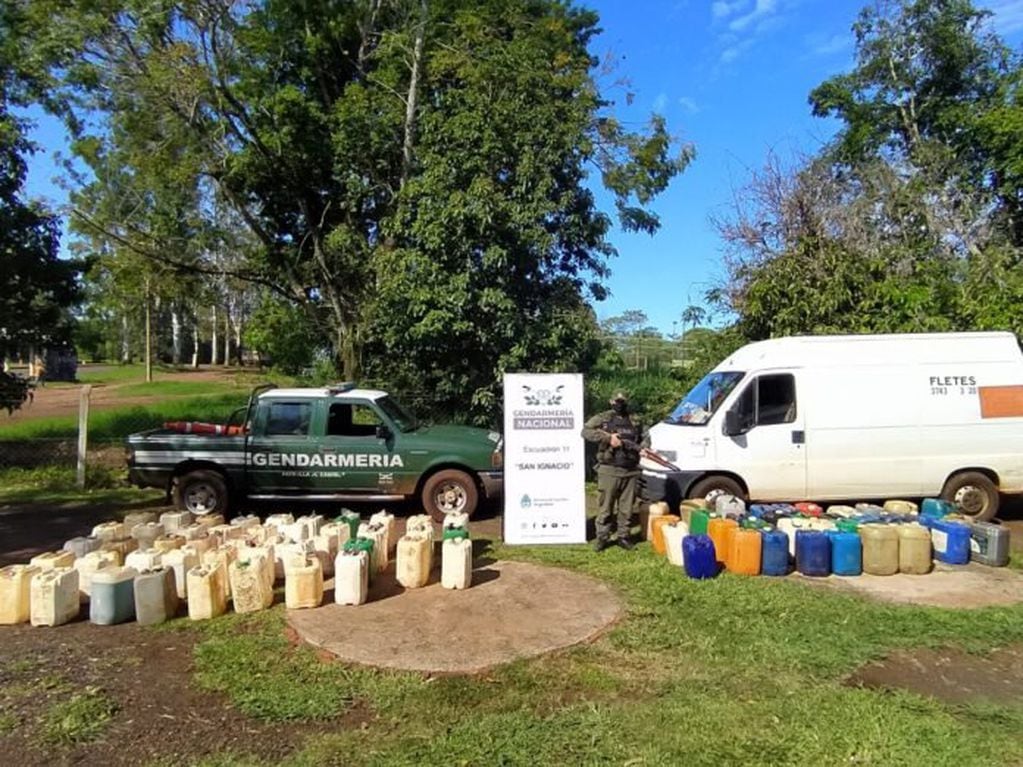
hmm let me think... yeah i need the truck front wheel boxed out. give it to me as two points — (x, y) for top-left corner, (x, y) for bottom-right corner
(422, 469), (479, 523)
(173, 470), (230, 517)
(941, 471), (999, 521)
(687, 475), (746, 507)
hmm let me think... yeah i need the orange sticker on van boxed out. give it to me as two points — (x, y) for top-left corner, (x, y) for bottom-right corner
(979, 385), (1023, 418)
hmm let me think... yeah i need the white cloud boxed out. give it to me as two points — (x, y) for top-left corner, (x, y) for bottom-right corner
(720, 38), (754, 63)
(728, 0), (778, 32)
(810, 33), (852, 56)
(653, 92), (668, 114)
(980, 0), (1023, 35)
(712, 0), (746, 19)
(678, 96), (701, 114)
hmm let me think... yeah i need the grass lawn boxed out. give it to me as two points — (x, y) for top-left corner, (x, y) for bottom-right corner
(0, 466), (163, 505)
(0, 393), (247, 440)
(156, 538), (1023, 766)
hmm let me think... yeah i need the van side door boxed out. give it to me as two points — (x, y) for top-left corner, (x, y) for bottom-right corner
(716, 372), (807, 500)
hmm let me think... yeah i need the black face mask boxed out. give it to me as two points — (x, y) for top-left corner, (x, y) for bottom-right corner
(612, 401), (628, 415)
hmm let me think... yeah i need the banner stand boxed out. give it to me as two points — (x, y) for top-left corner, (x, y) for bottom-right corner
(502, 373), (586, 544)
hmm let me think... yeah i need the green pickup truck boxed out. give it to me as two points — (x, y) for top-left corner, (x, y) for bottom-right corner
(126, 383), (503, 520)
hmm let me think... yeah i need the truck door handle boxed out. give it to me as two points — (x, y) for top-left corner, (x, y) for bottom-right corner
(319, 446), (336, 453)
(791, 430), (805, 444)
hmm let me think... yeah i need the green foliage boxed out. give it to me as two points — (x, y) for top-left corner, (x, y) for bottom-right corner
(20, 0), (686, 422)
(243, 295), (318, 375)
(38, 687), (117, 747)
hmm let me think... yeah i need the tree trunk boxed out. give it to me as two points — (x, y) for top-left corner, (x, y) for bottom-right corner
(191, 316), (200, 369)
(144, 282), (153, 383)
(171, 305), (182, 365)
(400, 0), (428, 190)
(233, 310), (243, 366)
(121, 314), (131, 364)
(223, 304), (231, 366)
(211, 305), (219, 365)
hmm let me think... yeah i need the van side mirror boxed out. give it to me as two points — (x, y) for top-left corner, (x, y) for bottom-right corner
(723, 409), (746, 437)
(376, 424), (392, 440)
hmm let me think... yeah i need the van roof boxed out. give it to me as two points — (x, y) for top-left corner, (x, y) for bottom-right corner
(717, 332), (1021, 371)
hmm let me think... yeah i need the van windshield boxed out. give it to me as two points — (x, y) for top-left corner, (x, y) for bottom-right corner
(665, 371), (744, 426)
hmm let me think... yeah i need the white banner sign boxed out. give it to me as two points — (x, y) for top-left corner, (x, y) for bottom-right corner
(503, 373), (586, 544)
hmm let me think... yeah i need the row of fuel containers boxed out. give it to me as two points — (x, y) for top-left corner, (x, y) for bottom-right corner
(0, 508), (474, 627)
(646, 495), (1011, 579)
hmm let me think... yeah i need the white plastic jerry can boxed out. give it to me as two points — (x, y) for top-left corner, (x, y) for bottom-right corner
(73, 551), (120, 600)
(153, 535), (186, 553)
(1, 565), (42, 624)
(179, 523), (209, 541)
(370, 510), (396, 553)
(275, 540), (313, 581)
(160, 510), (194, 532)
(334, 550), (369, 606)
(122, 511), (158, 532)
(133, 567), (179, 626)
(202, 547), (236, 600)
(195, 513), (225, 529)
(187, 565), (227, 620)
(396, 535), (432, 589)
(30, 550), (76, 571)
(63, 536), (101, 559)
(92, 521), (126, 542)
(229, 560), (274, 614)
(715, 494), (746, 518)
(208, 524), (244, 546)
(441, 538), (472, 590)
(646, 501), (670, 541)
(285, 556), (324, 610)
(125, 548), (163, 573)
(358, 523), (389, 573)
(236, 544), (276, 591)
(297, 514), (325, 540)
(312, 533), (338, 577)
(319, 522), (351, 551)
(30, 567), (80, 627)
(442, 511), (469, 530)
(264, 513), (295, 538)
(162, 545), (201, 600)
(131, 522), (164, 549)
(663, 522), (689, 567)
(231, 514), (261, 530)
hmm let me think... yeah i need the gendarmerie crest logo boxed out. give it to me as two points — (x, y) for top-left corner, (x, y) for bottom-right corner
(513, 383), (574, 429)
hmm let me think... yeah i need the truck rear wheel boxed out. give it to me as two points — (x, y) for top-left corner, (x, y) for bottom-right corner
(687, 475), (746, 507)
(173, 469), (230, 517)
(422, 469), (478, 523)
(941, 471), (999, 521)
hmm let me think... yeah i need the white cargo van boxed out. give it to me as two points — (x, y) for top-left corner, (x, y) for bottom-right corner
(642, 332), (1023, 520)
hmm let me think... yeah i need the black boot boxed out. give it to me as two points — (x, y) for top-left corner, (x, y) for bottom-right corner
(593, 538), (611, 553)
(616, 536), (635, 551)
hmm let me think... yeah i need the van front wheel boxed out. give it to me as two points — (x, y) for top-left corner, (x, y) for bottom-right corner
(688, 476), (746, 506)
(941, 471), (999, 521)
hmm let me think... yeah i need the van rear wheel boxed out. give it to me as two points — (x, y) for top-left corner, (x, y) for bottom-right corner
(941, 471), (999, 521)
(688, 476), (746, 507)
(173, 469), (230, 517)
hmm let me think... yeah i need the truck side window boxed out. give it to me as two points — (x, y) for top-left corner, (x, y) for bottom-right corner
(266, 402), (312, 436)
(327, 403), (381, 437)
(757, 374), (796, 426)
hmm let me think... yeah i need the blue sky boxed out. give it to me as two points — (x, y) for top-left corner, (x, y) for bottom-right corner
(21, 0), (1023, 336)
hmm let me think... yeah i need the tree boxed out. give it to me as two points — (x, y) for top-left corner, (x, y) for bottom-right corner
(0, 8), (81, 406)
(24, 0), (689, 422)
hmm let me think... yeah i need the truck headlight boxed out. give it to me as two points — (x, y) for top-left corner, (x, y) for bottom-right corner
(491, 450), (503, 469)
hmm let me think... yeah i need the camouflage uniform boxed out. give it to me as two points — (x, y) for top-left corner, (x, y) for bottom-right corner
(581, 399), (647, 544)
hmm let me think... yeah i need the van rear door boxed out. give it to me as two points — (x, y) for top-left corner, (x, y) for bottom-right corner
(715, 372), (807, 499)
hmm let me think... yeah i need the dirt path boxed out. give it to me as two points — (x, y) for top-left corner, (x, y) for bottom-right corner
(4, 367), (244, 423)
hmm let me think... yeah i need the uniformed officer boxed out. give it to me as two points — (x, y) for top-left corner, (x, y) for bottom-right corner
(581, 391), (647, 551)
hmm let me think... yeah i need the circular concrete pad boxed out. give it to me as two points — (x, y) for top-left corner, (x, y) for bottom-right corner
(798, 562), (1023, 608)
(287, 560), (623, 674)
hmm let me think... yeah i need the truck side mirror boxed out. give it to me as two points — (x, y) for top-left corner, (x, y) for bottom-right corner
(723, 409), (745, 437)
(376, 424), (392, 440)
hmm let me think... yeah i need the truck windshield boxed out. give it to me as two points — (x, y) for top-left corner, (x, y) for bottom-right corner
(665, 371), (744, 426)
(376, 396), (418, 432)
